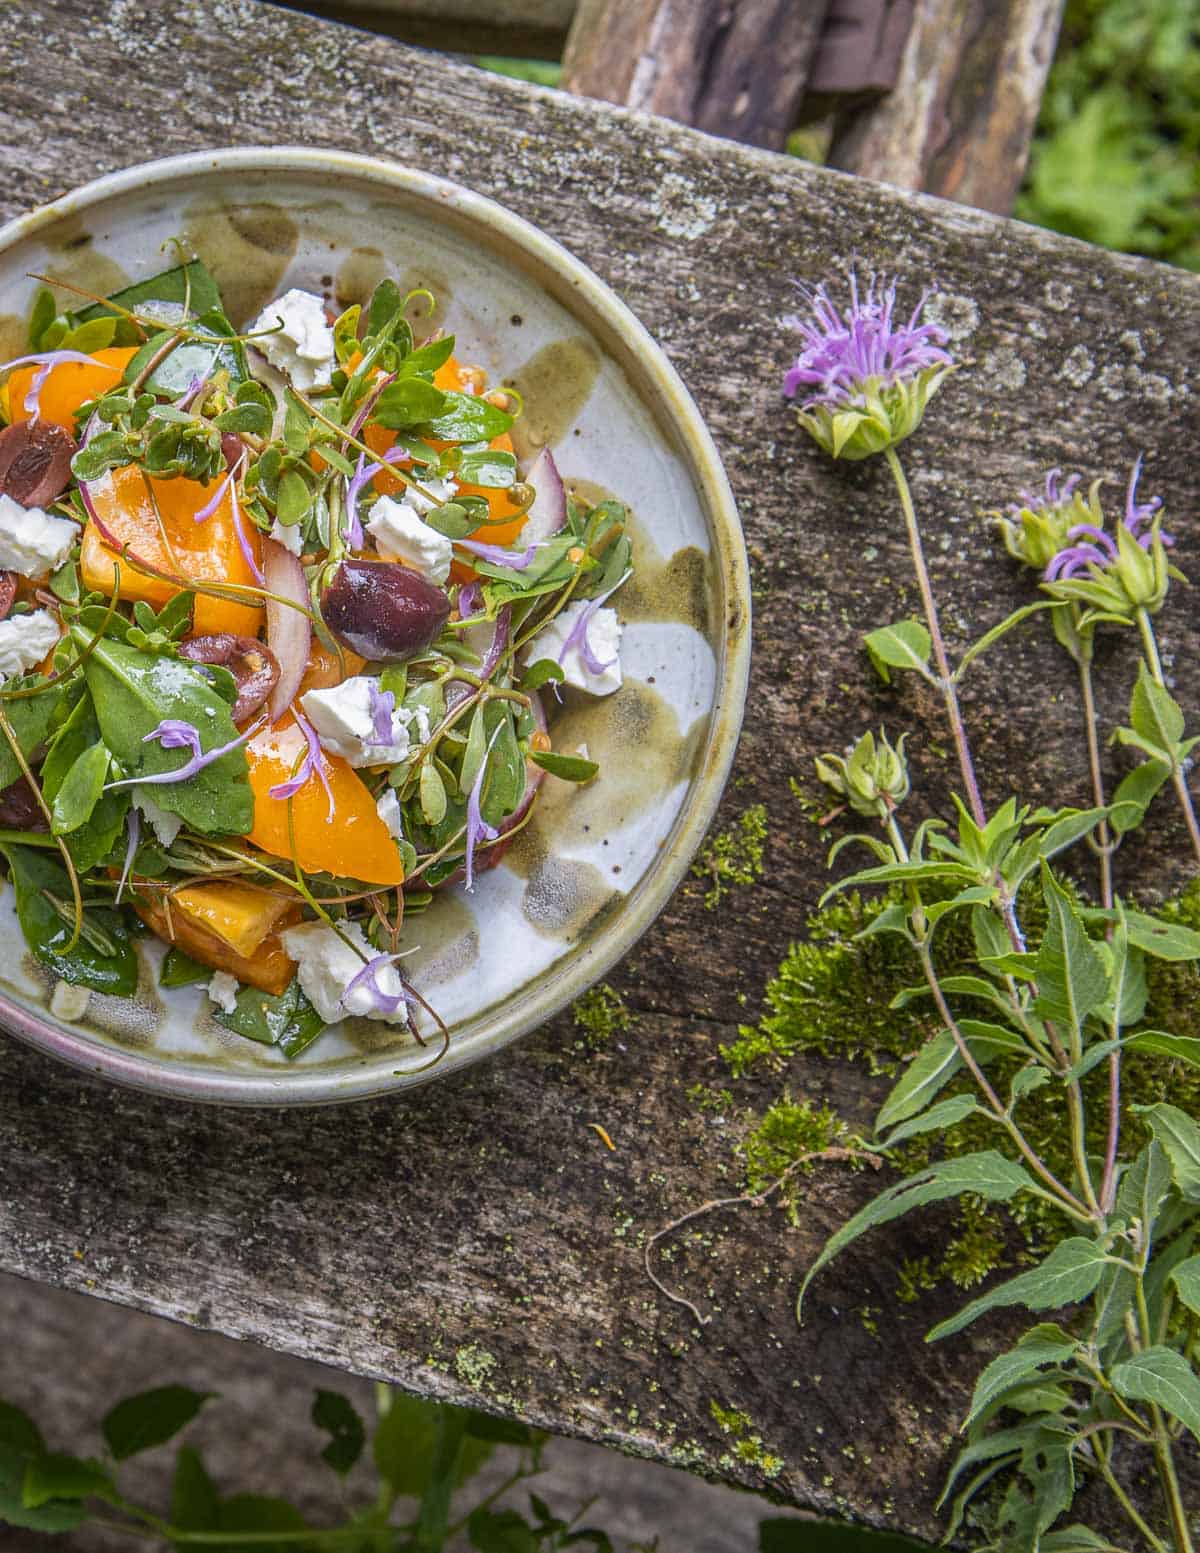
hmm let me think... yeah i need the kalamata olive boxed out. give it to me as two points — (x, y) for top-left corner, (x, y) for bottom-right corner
(0, 572), (17, 623)
(178, 633), (280, 722)
(221, 433), (245, 471)
(0, 420), (77, 508)
(321, 559), (450, 661)
(0, 775), (48, 832)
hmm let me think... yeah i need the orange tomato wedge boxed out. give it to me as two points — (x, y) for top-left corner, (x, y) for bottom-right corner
(297, 637), (367, 699)
(5, 346), (138, 429)
(80, 463), (262, 637)
(244, 716), (405, 887)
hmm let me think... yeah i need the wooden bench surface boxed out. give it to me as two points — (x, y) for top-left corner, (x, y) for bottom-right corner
(2, 1), (1198, 1540)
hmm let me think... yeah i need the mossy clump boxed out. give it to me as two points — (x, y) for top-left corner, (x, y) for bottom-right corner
(709, 1400), (784, 1477)
(571, 983), (632, 1047)
(693, 803), (768, 909)
(739, 1093), (847, 1226)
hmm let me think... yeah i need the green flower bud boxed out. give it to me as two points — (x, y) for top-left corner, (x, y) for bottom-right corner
(816, 729), (910, 819)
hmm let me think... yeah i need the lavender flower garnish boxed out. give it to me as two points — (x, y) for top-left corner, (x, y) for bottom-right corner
(340, 950), (414, 1018)
(478, 605), (512, 682)
(783, 275), (954, 460)
(268, 709), (336, 822)
(344, 445), (411, 550)
(367, 683), (397, 744)
(464, 725), (503, 892)
(557, 569), (633, 677)
(106, 717), (261, 791)
(454, 537), (541, 570)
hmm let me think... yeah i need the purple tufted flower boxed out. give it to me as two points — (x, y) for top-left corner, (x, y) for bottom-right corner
(782, 275), (954, 460)
(1043, 458), (1172, 583)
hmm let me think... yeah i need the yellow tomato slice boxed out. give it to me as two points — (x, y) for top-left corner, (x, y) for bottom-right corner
(245, 717), (405, 887)
(81, 463), (262, 637)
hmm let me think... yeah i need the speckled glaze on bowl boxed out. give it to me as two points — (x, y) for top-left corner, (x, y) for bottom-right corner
(0, 148), (750, 1106)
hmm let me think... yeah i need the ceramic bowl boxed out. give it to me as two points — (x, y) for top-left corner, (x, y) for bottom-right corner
(0, 147), (750, 1105)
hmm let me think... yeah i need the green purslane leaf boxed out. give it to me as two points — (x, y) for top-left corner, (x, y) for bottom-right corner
(927, 1239), (1110, 1343)
(373, 378), (449, 430)
(311, 1390), (366, 1476)
(530, 751), (599, 783)
(0, 1403), (43, 1460)
(419, 760), (448, 826)
(1111, 1346), (1200, 1443)
(160, 946), (210, 988)
(422, 390), (513, 443)
(798, 1152), (1034, 1316)
(102, 1386), (216, 1462)
(49, 743), (109, 836)
(212, 978), (325, 1060)
(0, 678), (67, 794)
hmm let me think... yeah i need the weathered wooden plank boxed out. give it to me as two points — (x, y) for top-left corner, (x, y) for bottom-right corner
(827, 0), (1065, 213)
(1, 1), (1198, 1543)
(561, 0), (831, 150)
(270, 0), (574, 57)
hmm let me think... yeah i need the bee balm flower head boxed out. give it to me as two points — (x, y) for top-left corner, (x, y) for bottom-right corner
(783, 275), (954, 460)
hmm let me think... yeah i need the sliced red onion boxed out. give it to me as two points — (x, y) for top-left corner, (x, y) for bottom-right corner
(268, 708), (335, 822)
(106, 716), (263, 790)
(0, 351), (122, 420)
(455, 537), (541, 570)
(115, 806), (141, 905)
(262, 537), (311, 724)
(521, 448), (566, 543)
(478, 604), (511, 682)
(457, 580), (482, 618)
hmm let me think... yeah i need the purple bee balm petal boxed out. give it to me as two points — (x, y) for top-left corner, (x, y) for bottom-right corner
(454, 538), (541, 570)
(268, 709), (336, 822)
(340, 950), (414, 1017)
(115, 806), (141, 906)
(457, 580), (482, 618)
(367, 682), (397, 743)
(1066, 524), (1118, 558)
(0, 351), (123, 420)
(1123, 454), (1171, 545)
(1045, 543), (1114, 582)
(464, 724), (503, 893)
(106, 716), (263, 790)
(782, 274), (952, 411)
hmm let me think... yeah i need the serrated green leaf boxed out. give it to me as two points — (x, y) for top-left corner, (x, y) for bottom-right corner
(873, 1094), (978, 1151)
(1170, 1254), (1200, 1318)
(1136, 1103), (1200, 1200)
(965, 1324), (1078, 1429)
(927, 1238), (1109, 1342)
(1122, 910), (1200, 962)
(1112, 1346), (1200, 1442)
(1130, 660), (1184, 749)
(1110, 758), (1170, 834)
(102, 1385), (215, 1461)
(1128, 1030), (1200, 1068)
(875, 1029), (962, 1133)
(799, 1152), (1033, 1316)
(1034, 865), (1107, 1043)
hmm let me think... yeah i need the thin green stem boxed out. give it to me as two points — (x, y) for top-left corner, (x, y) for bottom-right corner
(1137, 608), (1200, 866)
(1133, 1270), (1197, 1553)
(445, 1465), (529, 1538)
(1093, 1433), (1171, 1553)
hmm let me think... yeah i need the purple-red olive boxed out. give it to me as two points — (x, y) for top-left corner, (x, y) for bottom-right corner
(321, 559), (450, 661)
(179, 633), (281, 722)
(0, 572), (17, 624)
(0, 775), (48, 832)
(0, 420), (77, 508)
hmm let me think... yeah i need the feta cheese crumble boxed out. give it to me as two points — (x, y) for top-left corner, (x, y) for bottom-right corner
(366, 495), (453, 584)
(531, 602), (623, 696)
(134, 790), (183, 848)
(0, 494), (77, 578)
(248, 288), (335, 393)
(281, 919), (408, 1025)
(300, 676), (422, 768)
(207, 971), (241, 1015)
(0, 609), (60, 682)
(270, 517), (303, 555)
(376, 786), (405, 840)
(50, 981), (91, 1022)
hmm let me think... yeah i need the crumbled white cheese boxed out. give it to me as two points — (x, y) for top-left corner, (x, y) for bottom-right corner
(281, 919), (408, 1025)
(300, 676), (419, 768)
(270, 517), (303, 556)
(402, 474), (459, 517)
(134, 790), (183, 848)
(0, 494), (77, 578)
(0, 610), (60, 682)
(50, 981), (90, 1022)
(207, 971), (241, 1015)
(367, 495), (453, 584)
(530, 603), (623, 696)
(376, 786), (405, 840)
(248, 288), (335, 393)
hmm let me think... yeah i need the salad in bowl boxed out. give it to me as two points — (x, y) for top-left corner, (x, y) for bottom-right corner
(0, 257), (633, 1065)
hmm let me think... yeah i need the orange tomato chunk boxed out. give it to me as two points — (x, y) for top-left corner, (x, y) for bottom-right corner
(245, 717), (405, 886)
(80, 463), (262, 637)
(134, 894), (298, 997)
(6, 346), (138, 429)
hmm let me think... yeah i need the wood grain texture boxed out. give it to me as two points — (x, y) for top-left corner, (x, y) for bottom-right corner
(562, 0), (831, 150)
(828, 0), (1065, 213)
(271, 0), (574, 57)
(1, 1), (1199, 1541)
